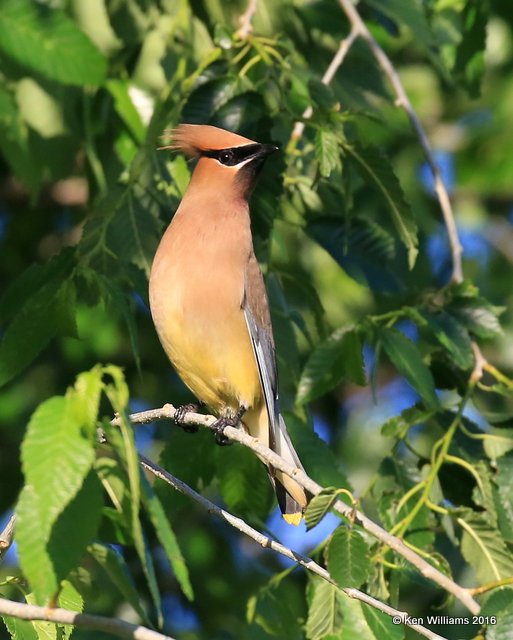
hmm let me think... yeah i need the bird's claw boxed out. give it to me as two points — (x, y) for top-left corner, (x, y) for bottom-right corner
(211, 407), (246, 446)
(212, 416), (233, 446)
(174, 403), (200, 433)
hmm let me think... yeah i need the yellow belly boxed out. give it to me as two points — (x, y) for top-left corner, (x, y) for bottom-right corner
(150, 271), (261, 414)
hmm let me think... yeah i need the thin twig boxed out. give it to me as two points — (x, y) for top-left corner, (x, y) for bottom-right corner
(236, 0), (258, 39)
(114, 405), (480, 614)
(334, 0), (463, 283)
(471, 342), (487, 383)
(139, 455), (448, 640)
(468, 576), (513, 596)
(0, 515), (15, 560)
(291, 26), (359, 142)
(0, 597), (175, 640)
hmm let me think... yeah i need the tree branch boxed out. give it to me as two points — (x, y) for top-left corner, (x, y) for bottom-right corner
(334, 0), (463, 284)
(0, 515), (15, 561)
(114, 405), (480, 614)
(0, 597), (176, 640)
(291, 26), (359, 142)
(139, 454), (448, 640)
(236, 0), (259, 40)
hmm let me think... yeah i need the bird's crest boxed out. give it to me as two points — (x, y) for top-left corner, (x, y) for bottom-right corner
(160, 124), (254, 157)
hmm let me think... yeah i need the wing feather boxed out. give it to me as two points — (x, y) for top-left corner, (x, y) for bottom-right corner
(242, 253), (279, 448)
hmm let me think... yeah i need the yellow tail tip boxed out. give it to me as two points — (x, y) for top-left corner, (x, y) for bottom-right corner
(282, 512), (302, 526)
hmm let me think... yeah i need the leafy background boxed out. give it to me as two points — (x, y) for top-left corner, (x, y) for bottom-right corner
(1, 0), (513, 639)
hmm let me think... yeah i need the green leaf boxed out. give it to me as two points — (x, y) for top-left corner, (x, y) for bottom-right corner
(0, 249), (75, 327)
(95, 456), (132, 521)
(459, 511), (513, 583)
(21, 385), (100, 530)
(2, 615), (38, 640)
(103, 367), (164, 622)
(16, 368), (103, 602)
(101, 279), (141, 370)
(327, 527), (370, 588)
(494, 454), (513, 542)
(16, 78), (67, 139)
(0, 0), (107, 85)
(314, 128), (341, 178)
(16, 484), (59, 602)
(336, 596), (376, 640)
(286, 413), (351, 490)
(372, 456), (435, 550)
(47, 470), (103, 585)
(305, 577), (344, 640)
(366, 0), (434, 49)
(103, 377), (164, 624)
(379, 327), (439, 408)
(452, 0), (488, 97)
(14, 603), (57, 640)
(140, 474), (193, 601)
(0, 85), (42, 193)
(107, 191), (162, 277)
(247, 580), (303, 639)
(58, 580), (84, 640)
(106, 79), (145, 143)
(361, 602), (405, 640)
(381, 405), (435, 438)
(216, 445), (273, 522)
(449, 300), (503, 339)
(305, 215), (398, 291)
(344, 143), (418, 268)
(297, 328), (365, 404)
(156, 429), (216, 516)
(304, 488), (339, 531)
(419, 311), (474, 370)
(0, 277), (76, 388)
(482, 587), (513, 616)
(308, 78), (338, 111)
(481, 588), (513, 640)
(88, 543), (150, 625)
(182, 76), (239, 124)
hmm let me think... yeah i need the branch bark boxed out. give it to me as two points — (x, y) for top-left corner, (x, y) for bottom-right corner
(334, 0), (463, 284)
(113, 405), (480, 615)
(291, 26), (359, 141)
(236, 0), (259, 39)
(0, 515), (15, 561)
(139, 454), (448, 640)
(0, 597), (175, 640)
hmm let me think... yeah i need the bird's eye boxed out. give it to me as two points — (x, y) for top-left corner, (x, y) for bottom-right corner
(218, 150), (234, 165)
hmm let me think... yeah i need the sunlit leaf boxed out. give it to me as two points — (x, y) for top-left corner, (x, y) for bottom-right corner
(315, 128), (341, 178)
(0, 0), (106, 85)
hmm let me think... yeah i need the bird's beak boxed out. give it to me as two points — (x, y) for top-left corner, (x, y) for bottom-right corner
(257, 144), (279, 158)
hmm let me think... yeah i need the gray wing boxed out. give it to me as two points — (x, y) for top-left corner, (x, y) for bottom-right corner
(242, 252), (280, 446)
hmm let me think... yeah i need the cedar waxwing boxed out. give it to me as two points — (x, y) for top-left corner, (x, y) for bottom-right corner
(149, 124), (308, 524)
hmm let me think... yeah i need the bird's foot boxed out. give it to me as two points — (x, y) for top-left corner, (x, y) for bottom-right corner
(212, 406), (246, 446)
(174, 403), (201, 433)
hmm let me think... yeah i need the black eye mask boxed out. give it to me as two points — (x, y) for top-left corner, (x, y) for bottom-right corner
(201, 144), (262, 166)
